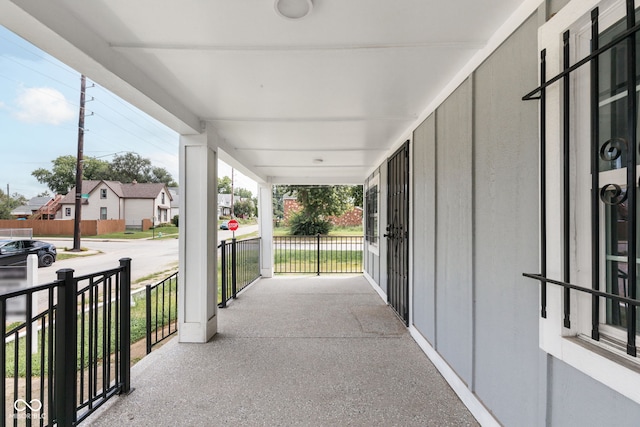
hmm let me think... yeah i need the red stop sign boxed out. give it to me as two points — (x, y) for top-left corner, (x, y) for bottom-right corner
(227, 219), (239, 231)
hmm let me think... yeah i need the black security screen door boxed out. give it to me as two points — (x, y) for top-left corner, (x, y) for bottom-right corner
(386, 141), (410, 325)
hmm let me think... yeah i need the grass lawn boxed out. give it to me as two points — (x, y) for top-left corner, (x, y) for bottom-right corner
(273, 225), (363, 236)
(274, 249), (362, 274)
(94, 225), (179, 239)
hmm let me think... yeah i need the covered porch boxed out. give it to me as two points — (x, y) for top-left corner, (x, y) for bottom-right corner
(86, 275), (478, 426)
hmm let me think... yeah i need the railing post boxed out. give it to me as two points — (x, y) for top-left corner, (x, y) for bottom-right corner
(145, 284), (152, 355)
(316, 234), (321, 276)
(232, 238), (237, 299)
(55, 268), (77, 426)
(220, 241), (227, 308)
(119, 258), (131, 394)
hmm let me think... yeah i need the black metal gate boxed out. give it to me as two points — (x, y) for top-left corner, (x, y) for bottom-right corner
(386, 141), (410, 325)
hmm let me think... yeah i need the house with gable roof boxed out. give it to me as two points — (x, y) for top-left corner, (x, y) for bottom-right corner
(58, 180), (173, 227)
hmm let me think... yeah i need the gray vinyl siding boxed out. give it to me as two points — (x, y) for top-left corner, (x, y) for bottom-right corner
(412, 114), (436, 344)
(547, 357), (640, 427)
(435, 78), (474, 385)
(472, 14), (541, 425)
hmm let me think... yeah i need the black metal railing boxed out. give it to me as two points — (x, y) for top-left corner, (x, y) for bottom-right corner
(146, 272), (178, 354)
(0, 259), (131, 426)
(274, 235), (363, 275)
(523, 1), (640, 357)
(219, 238), (261, 308)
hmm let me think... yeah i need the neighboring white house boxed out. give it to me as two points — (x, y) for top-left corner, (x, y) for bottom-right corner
(169, 187), (179, 219)
(58, 180), (173, 227)
(217, 194), (245, 217)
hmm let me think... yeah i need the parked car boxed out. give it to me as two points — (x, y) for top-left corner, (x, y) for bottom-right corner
(220, 221), (229, 230)
(0, 240), (57, 267)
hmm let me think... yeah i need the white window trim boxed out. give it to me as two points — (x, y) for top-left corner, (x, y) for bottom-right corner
(366, 173), (380, 256)
(542, 0), (640, 404)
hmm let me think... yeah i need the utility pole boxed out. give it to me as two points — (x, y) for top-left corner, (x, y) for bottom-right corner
(230, 168), (235, 218)
(72, 75), (87, 252)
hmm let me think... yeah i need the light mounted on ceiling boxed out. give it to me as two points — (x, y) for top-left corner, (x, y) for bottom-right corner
(274, 0), (313, 20)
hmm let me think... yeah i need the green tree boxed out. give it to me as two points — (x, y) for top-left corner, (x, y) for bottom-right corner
(109, 152), (152, 183)
(32, 152), (176, 194)
(32, 155), (111, 194)
(351, 185), (363, 208)
(283, 185), (353, 235)
(234, 187), (253, 198)
(218, 176), (232, 194)
(0, 190), (27, 219)
(147, 166), (177, 186)
(234, 198), (256, 218)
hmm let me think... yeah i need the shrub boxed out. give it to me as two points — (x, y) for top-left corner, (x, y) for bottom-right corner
(172, 215), (179, 227)
(289, 212), (331, 235)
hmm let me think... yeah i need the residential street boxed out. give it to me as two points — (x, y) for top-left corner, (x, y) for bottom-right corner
(35, 224), (259, 285)
(36, 238), (179, 286)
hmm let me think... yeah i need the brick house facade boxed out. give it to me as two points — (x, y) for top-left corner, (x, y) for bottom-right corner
(283, 197), (362, 227)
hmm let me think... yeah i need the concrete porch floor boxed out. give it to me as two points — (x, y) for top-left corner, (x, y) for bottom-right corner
(86, 275), (479, 426)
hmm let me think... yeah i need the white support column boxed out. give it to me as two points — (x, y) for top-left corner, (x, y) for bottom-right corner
(259, 183), (274, 278)
(178, 126), (218, 343)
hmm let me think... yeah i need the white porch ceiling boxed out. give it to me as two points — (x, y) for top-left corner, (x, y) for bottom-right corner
(1, 0), (533, 184)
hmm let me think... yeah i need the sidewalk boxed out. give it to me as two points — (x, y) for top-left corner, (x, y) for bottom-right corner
(86, 275), (479, 426)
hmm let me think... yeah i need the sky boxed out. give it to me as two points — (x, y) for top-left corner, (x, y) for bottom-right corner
(0, 25), (256, 200)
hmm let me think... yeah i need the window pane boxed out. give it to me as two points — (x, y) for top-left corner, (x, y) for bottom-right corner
(598, 16), (640, 172)
(605, 198), (635, 327)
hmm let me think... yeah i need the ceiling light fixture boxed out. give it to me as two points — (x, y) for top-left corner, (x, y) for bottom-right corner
(274, 0), (313, 20)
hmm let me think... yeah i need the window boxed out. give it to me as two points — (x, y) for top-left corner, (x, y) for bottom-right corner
(365, 174), (379, 253)
(597, 14), (640, 334)
(65, 207), (71, 217)
(100, 188), (107, 199)
(161, 192), (165, 204)
(526, 0), (640, 404)
(100, 207), (107, 220)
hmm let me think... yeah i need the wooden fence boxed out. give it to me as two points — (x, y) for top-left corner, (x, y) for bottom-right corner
(0, 219), (125, 236)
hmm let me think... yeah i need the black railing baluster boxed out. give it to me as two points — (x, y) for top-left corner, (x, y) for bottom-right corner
(47, 286), (54, 423)
(317, 234), (321, 275)
(13, 330), (18, 427)
(25, 288), (33, 424)
(119, 258), (131, 394)
(146, 285), (152, 354)
(220, 241), (227, 308)
(591, 8), (601, 341)
(563, 30), (572, 329)
(55, 268), (77, 426)
(39, 316), (46, 427)
(625, 0), (637, 357)
(80, 292), (86, 404)
(232, 238), (237, 299)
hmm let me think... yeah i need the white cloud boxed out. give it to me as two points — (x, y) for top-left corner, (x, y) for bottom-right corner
(13, 87), (75, 125)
